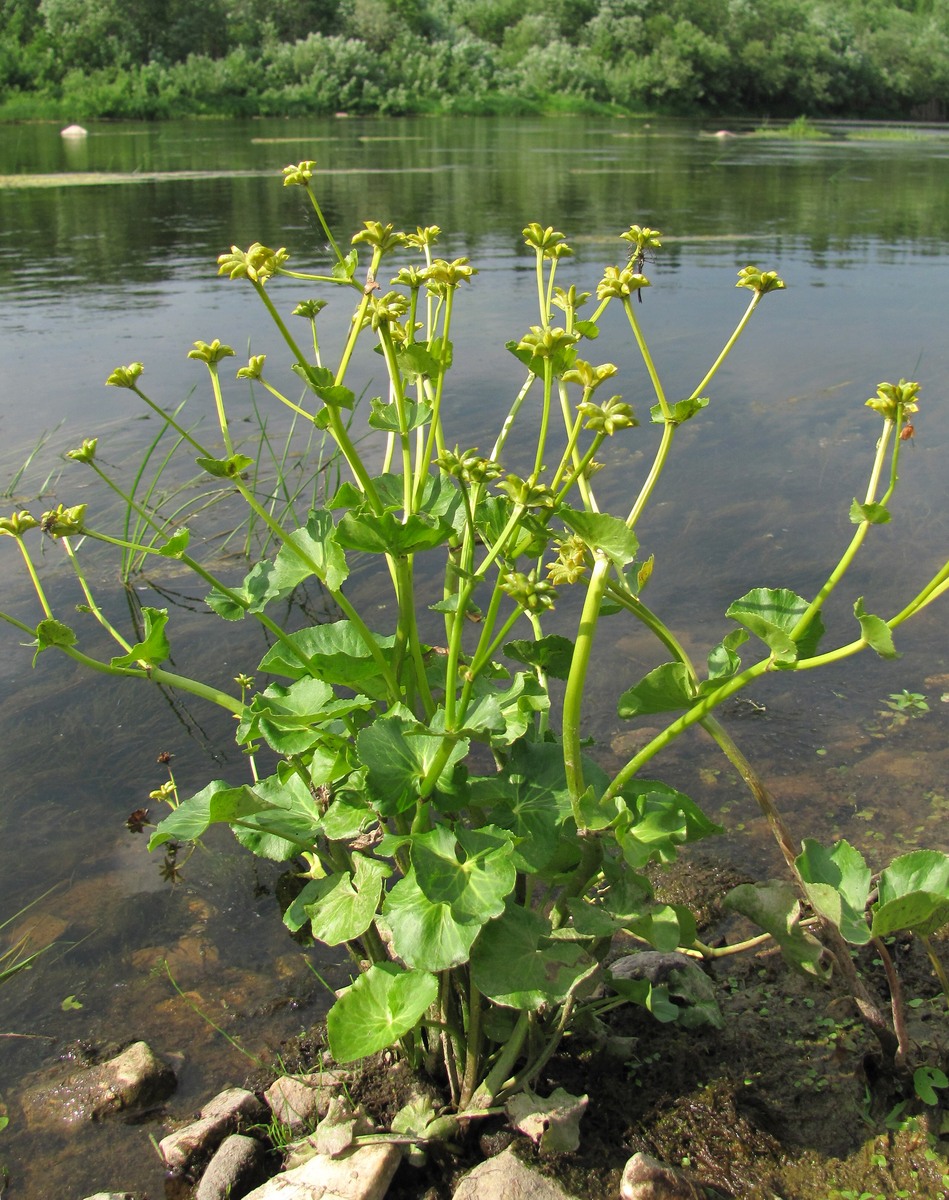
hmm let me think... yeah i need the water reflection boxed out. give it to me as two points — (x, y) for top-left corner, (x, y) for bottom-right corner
(0, 115), (946, 1198)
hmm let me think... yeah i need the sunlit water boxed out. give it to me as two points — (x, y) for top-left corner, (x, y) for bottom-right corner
(0, 115), (947, 1197)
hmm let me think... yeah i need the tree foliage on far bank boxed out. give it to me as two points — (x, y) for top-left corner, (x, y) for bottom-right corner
(1, 0), (947, 120)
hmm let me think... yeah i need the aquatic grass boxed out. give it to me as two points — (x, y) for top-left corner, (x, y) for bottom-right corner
(0, 886), (63, 988)
(1, 425), (64, 501)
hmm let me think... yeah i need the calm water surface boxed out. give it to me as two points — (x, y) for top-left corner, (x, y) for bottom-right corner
(0, 115), (947, 1197)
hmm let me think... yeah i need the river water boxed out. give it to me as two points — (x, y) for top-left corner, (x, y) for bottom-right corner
(0, 115), (947, 1197)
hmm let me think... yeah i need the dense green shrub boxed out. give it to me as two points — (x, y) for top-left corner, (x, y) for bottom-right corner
(2, 0), (949, 120)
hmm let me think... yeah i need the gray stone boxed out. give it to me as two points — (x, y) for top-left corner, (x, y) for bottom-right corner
(160, 1087), (268, 1172)
(619, 1152), (706, 1200)
(21, 1041), (175, 1129)
(242, 1141), (401, 1200)
(196, 1133), (269, 1200)
(451, 1144), (578, 1200)
(265, 1071), (346, 1133)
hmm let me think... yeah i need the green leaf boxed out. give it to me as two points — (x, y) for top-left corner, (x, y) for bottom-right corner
(293, 366), (355, 409)
(368, 396), (432, 433)
(228, 769), (325, 859)
(560, 508), (639, 568)
(607, 975), (679, 1023)
(326, 963), (437, 1064)
(724, 881), (831, 979)
(396, 344), (439, 382)
(257, 621), (395, 691)
(853, 597), (899, 660)
(158, 527), (190, 558)
(205, 585), (248, 621)
(284, 855), (389, 946)
(411, 825), (516, 921)
(148, 780), (265, 849)
(706, 629), (748, 683)
(32, 618), (77, 664)
(626, 903), (697, 953)
(381, 870), (481, 970)
(237, 677), (371, 755)
(614, 781), (720, 868)
(574, 319), (599, 339)
(357, 711), (468, 816)
(914, 1066), (949, 1106)
(504, 635), (575, 681)
(470, 904), (595, 1009)
(471, 740), (582, 872)
(280, 511), (349, 594)
(196, 453), (254, 478)
(725, 587), (824, 663)
(849, 499), (891, 525)
(617, 662), (695, 718)
(796, 839), (872, 945)
(110, 607), (170, 669)
(336, 510), (454, 556)
(649, 397), (709, 425)
(871, 850), (949, 937)
(465, 672), (549, 748)
(331, 249), (358, 281)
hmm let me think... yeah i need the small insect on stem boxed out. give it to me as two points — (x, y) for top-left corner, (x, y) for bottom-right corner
(364, 270), (380, 296)
(627, 248), (648, 304)
(900, 421), (915, 444)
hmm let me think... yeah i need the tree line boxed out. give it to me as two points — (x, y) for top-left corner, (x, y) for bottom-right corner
(1, 0), (947, 120)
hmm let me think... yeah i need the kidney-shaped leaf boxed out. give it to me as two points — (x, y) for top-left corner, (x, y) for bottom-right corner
(871, 850), (949, 938)
(326, 963), (438, 1064)
(724, 880), (831, 980)
(725, 587), (824, 663)
(796, 838), (872, 945)
(469, 904), (595, 1010)
(381, 870), (481, 971)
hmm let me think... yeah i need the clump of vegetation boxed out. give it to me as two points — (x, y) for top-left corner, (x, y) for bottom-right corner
(0, 160), (947, 1150)
(753, 115), (833, 138)
(1, 0), (948, 119)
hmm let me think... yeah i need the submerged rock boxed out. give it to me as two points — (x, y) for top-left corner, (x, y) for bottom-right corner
(21, 1041), (175, 1129)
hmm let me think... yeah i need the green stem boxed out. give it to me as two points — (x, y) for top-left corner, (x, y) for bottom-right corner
(562, 553), (612, 816)
(132, 386), (210, 455)
(251, 276), (381, 512)
(61, 538), (133, 654)
(701, 714), (799, 872)
(623, 296), (669, 420)
(689, 290), (761, 399)
(470, 1010), (530, 1109)
(790, 419), (894, 643)
(15, 538), (52, 618)
(625, 419), (675, 529)
(56, 641), (243, 713)
(206, 364), (233, 456)
(922, 936), (949, 1009)
(305, 185), (347, 266)
(460, 982), (484, 1109)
